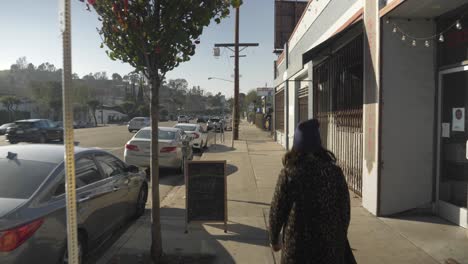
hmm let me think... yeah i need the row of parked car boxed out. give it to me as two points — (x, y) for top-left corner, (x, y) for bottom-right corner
(0, 116), (226, 263)
(125, 120), (210, 172)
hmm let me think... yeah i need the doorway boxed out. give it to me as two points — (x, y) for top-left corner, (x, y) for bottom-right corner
(437, 65), (468, 228)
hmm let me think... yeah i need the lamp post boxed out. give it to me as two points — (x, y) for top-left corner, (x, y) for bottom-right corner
(207, 77), (235, 148)
(208, 77), (234, 83)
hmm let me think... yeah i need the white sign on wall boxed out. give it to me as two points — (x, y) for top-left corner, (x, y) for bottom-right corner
(452, 108), (465, 132)
(257, 88), (274, 97)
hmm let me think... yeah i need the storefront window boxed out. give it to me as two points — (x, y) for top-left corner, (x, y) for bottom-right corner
(439, 70), (468, 208)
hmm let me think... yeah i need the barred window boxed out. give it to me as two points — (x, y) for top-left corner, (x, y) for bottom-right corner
(275, 89), (285, 131)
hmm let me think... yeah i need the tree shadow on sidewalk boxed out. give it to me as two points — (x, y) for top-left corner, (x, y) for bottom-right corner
(205, 144), (236, 153)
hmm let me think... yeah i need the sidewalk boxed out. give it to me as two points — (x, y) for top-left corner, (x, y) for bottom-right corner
(97, 121), (468, 264)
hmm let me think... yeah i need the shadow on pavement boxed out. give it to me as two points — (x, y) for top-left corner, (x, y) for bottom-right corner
(226, 164), (238, 177)
(85, 216), (137, 264)
(161, 208), (271, 262)
(205, 145), (235, 153)
(228, 199), (271, 207)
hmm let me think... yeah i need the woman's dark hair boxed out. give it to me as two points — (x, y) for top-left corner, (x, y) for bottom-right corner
(283, 147), (337, 166)
(314, 147), (337, 163)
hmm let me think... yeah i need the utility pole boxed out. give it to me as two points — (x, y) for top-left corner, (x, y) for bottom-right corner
(214, 14), (258, 143)
(234, 6), (240, 140)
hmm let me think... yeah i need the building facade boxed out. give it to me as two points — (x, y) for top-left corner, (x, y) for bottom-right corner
(273, 0), (468, 229)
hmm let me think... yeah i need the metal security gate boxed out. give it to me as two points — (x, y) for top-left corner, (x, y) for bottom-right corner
(313, 36), (363, 196)
(298, 86), (309, 123)
(275, 89), (285, 131)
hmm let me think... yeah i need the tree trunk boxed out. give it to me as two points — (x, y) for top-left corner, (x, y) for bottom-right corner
(150, 72), (162, 261)
(92, 109), (98, 127)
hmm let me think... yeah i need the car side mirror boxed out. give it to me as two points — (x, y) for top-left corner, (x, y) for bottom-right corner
(125, 165), (139, 173)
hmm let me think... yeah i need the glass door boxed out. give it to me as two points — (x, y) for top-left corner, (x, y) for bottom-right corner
(438, 66), (468, 228)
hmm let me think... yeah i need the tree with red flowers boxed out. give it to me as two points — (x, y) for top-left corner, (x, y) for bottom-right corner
(83, 0), (231, 261)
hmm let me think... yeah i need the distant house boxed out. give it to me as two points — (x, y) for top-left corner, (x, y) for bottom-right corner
(94, 109), (127, 125)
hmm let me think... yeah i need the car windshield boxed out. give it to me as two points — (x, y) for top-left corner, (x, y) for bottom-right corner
(132, 118), (145, 122)
(15, 122), (36, 129)
(175, 125), (197, 131)
(134, 129), (177, 140)
(0, 159), (56, 199)
(209, 119), (220, 122)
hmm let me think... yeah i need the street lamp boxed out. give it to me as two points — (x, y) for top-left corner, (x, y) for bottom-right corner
(208, 77), (234, 83)
(207, 77), (235, 148)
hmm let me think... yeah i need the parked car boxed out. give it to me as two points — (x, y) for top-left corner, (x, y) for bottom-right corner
(197, 116), (208, 123)
(124, 127), (193, 172)
(0, 144), (148, 264)
(6, 119), (63, 144)
(0, 123), (15, 135)
(207, 117), (224, 132)
(177, 115), (189, 123)
(127, 117), (150, 132)
(174, 123), (208, 150)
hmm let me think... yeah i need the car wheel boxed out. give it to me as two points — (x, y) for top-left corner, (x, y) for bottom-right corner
(38, 135), (47, 144)
(9, 140), (17, 144)
(62, 232), (85, 264)
(134, 184), (148, 219)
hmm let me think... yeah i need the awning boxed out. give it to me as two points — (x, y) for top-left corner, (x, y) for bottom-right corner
(302, 16), (363, 64)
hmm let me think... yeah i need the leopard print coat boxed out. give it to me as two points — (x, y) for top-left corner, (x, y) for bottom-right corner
(269, 152), (354, 264)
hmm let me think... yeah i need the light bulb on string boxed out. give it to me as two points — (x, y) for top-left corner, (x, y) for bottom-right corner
(401, 35), (406, 41)
(456, 20), (462, 30)
(439, 34), (445, 42)
(425, 40), (430, 47)
(392, 26), (397, 33)
(412, 40), (417, 46)
(386, 19), (390, 24)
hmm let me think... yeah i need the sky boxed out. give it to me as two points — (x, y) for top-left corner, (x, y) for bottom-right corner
(0, 0), (276, 98)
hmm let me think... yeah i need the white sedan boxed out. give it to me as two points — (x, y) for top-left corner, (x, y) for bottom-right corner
(174, 123), (208, 150)
(124, 127), (193, 172)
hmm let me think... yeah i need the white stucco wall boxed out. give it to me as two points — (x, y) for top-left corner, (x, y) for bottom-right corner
(276, 130), (287, 148)
(288, 80), (296, 149)
(379, 19), (436, 215)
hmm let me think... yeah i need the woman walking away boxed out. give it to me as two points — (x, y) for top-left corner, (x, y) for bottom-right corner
(269, 119), (356, 264)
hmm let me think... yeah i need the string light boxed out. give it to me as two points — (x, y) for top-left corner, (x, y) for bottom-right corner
(439, 34), (445, 42)
(386, 14), (466, 48)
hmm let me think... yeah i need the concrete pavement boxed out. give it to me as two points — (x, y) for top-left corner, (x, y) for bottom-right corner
(95, 121), (468, 264)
